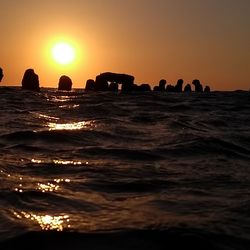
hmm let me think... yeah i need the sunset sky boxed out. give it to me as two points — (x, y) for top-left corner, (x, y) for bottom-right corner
(0, 0), (249, 90)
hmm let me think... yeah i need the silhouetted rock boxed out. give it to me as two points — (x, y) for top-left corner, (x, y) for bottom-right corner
(95, 74), (109, 91)
(159, 79), (167, 91)
(154, 79), (166, 91)
(192, 79), (203, 92)
(132, 84), (140, 91)
(109, 82), (119, 92)
(95, 72), (135, 92)
(166, 84), (175, 92)
(204, 85), (211, 93)
(58, 75), (72, 91)
(85, 79), (95, 91)
(184, 84), (192, 92)
(0, 67), (3, 82)
(174, 79), (183, 92)
(21, 69), (40, 91)
(138, 83), (151, 91)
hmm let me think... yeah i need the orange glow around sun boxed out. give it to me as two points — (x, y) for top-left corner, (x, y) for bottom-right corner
(38, 35), (87, 87)
(52, 42), (75, 65)
(44, 36), (83, 70)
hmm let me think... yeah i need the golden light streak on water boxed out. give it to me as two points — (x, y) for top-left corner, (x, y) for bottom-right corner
(13, 211), (70, 231)
(37, 182), (60, 192)
(47, 120), (95, 131)
(53, 160), (82, 165)
(31, 159), (42, 164)
(31, 158), (88, 166)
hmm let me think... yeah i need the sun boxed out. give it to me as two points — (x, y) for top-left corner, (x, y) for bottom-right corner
(52, 42), (75, 65)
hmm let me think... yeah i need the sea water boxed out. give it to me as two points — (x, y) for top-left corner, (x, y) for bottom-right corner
(0, 87), (250, 249)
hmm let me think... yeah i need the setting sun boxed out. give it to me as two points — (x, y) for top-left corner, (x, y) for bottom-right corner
(52, 42), (75, 65)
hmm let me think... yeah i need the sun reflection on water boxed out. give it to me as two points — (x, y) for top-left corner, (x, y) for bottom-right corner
(32, 112), (59, 121)
(37, 182), (60, 192)
(47, 120), (95, 131)
(38, 113), (59, 120)
(32, 111), (96, 132)
(13, 211), (70, 231)
(54, 178), (71, 183)
(59, 104), (80, 109)
(53, 160), (82, 165)
(37, 179), (70, 192)
(31, 158), (88, 166)
(50, 95), (73, 103)
(31, 159), (42, 164)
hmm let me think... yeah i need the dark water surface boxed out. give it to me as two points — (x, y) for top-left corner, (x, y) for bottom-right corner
(0, 87), (250, 249)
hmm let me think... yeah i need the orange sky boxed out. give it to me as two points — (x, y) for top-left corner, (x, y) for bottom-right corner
(0, 0), (249, 90)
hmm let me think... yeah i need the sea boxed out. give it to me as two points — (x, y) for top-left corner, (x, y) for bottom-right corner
(0, 87), (250, 249)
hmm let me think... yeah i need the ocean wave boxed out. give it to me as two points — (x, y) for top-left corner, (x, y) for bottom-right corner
(1, 89), (250, 247)
(156, 136), (250, 160)
(1, 228), (250, 250)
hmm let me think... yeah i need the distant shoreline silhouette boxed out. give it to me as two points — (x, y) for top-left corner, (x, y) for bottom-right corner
(1, 67), (211, 93)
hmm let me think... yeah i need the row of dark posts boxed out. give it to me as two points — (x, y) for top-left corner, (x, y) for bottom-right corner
(0, 68), (210, 93)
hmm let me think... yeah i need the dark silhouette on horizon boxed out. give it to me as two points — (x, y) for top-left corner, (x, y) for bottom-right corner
(153, 79), (167, 91)
(164, 79), (184, 92)
(85, 72), (211, 93)
(0, 67), (211, 93)
(0, 67), (3, 82)
(204, 85), (211, 93)
(184, 83), (192, 92)
(58, 75), (73, 91)
(192, 79), (203, 92)
(137, 83), (151, 91)
(85, 72), (135, 92)
(152, 78), (210, 93)
(174, 79), (183, 92)
(85, 79), (95, 91)
(21, 69), (40, 91)
(85, 72), (154, 92)
(166, 84), (175, 92)
(108, 81), (119, 92)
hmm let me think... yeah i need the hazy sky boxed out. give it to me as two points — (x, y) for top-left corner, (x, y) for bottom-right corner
(0, 0), (249, 90)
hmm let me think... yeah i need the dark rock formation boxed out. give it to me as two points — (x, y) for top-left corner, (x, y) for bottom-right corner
(109, 82), (119, 92)
(154, 79), (166, 91)
(0, 67), (3, 82)
(132, 84), (140, 91)
(83, 74), (210, 94)
(85, 79), (95, 91)
(174, 79), (183, 92)
(95, 74), (109, 91)
(95, 72), (135, 92)
(159, 79), (167, 91)
(138, 83), (151, 91)
(58, 75), (72, 91)
(21, 69), (40, 91)
(192, 79), (203, 92)
(204, 85), (211, 93)
(184, 84), (192, 92)
(166, 84), (175, 92)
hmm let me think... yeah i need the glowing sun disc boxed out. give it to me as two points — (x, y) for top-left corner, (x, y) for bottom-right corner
(52, 43), (75, 65)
